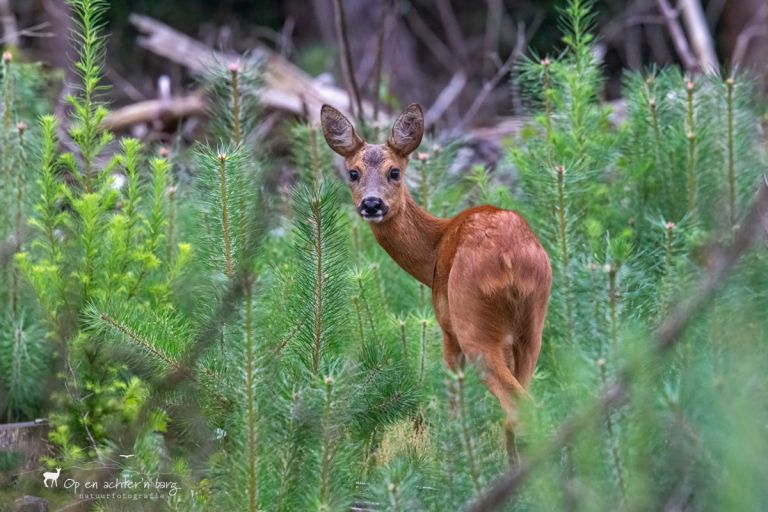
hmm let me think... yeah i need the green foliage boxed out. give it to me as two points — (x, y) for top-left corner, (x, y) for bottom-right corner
(0, 51), (52, 422)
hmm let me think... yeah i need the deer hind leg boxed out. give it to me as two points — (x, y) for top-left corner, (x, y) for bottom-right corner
(440, 329), (465, 418)
(460, 336), (529, 465)
(441, 329), (464, 373)
(511, 295), (547, 388)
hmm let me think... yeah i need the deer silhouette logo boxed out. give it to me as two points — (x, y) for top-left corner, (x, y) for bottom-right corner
(42, 467), (61, 488)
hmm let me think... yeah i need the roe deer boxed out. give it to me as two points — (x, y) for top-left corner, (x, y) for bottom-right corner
(320, 103), (552, 454)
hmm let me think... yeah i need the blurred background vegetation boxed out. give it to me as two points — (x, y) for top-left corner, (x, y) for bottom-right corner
(7, 0), (768, 116)
(0, 0), (767, 511)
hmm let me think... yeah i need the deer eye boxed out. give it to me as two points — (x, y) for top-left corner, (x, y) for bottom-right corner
(348, 169), (360, 182)
(389, 168), (401, 181)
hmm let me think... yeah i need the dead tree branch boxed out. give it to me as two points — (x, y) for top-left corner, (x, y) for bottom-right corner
(453, 21), (527, 136)
(466, 177), (768, 512)
(435, 0), (468, 66)
(679, 0), (718, 71)
(425, 71), (467, 129)
(656, 0), (700, 72)
(102, 92), (206, 132)
(129, 14), (380, 123)
(332, 0), (364, 122)
(372, 0), (397, 122)
(404, 6), (456, 72)
(0, 21), (53, 45)
(0, 0), (18, 46)
(482, 0), (504, 76)
(731, 4), (768, 68)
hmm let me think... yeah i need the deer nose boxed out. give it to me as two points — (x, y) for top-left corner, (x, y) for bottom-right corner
(360, 197), (385, 216)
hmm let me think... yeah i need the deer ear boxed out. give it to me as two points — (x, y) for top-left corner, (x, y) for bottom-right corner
(320, 104), (364, 157)
(387, 103), (424, 157)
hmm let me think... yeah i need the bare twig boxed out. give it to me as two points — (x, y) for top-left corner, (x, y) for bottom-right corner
(645, 22), (672, 64)
(372, 0), (396, 122)
(600, 0), (656, 41)
(482, 0), (504, 76)
(454, 21), (527, 135)
(705, 0), (728, 27)
(679, 0), (718, 72)
(102, 93), (206, 132)
(436, 0), (468, 66)
(0, 21), (53, 44)
(0, 0), (18, 46)
(467, 177), (768, 512)
(404, 5), (456, 72)
(656, 0), (699, 72)
(280, 17), (295, 59)
(425, 71), (467, 129)
(106, 66), (146, 103)
(731, 4), (768, 68)
(332, 0), (364, 122)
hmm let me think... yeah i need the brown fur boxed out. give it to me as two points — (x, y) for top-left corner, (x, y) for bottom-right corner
(321, 103), (552, 430)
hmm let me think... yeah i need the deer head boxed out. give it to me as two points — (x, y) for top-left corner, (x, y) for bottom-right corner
(320, 103), (424, 223)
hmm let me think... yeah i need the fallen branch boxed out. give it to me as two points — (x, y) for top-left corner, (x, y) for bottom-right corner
(679, 0), (718, 72)
(102, 92), (206, 132)
(129, 14), (381, 123)
(467, 176), (768, 512)
(656, 0), (699, 72)
(0, 21), (53, 45)
(731, 4), (768, 68)
(425, 71), (467, 129)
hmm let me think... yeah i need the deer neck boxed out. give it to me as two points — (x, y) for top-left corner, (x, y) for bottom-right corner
(368, 191), (448, 287)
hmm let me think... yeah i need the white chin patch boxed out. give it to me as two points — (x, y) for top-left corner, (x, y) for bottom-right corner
(362, 214), (384, 223)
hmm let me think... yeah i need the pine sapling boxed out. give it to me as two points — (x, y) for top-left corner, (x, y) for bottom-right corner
(398, 315), (408, 360)
(556, 164), (574, 344)
(418, 314), (429, 385)
(244, 272), (258, 512)
(686, 80), (698, 222)
(661, 221), (676, 316)
(11, 121), (26, 316)
(725, 77), (736, 227)
(319, 375), (335, 508)
(218, 153), (235, 279)
(456, 369), (482, 494)
(1, 51), (13, 242)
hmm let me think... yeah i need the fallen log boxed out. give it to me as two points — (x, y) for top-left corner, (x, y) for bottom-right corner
(126, 14), (381, 123)
(102, 92), (206, 132)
